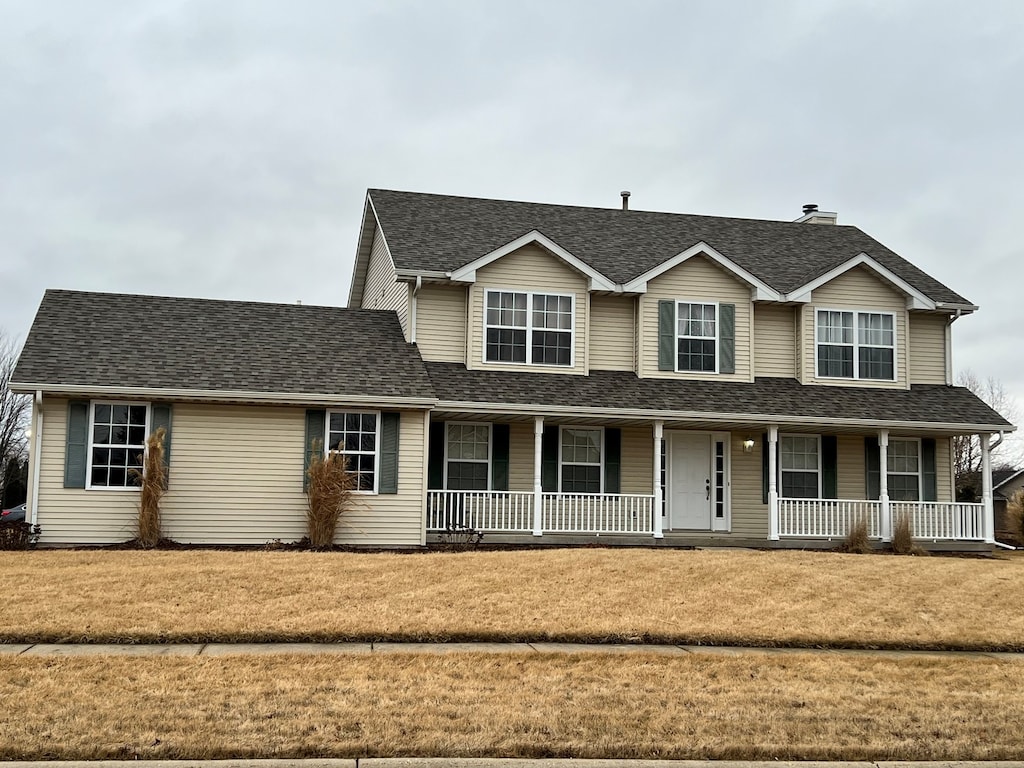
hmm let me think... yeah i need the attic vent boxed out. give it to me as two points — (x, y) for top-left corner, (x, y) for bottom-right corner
(803, 203), (818, 214)
(621, 191), (631, 211)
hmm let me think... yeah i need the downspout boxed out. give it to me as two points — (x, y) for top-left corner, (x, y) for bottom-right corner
(945, 309), (962, 385)
(990, 430), (1015, 548)
(29, 391), (43, 525)
(410, 275), (422, 345)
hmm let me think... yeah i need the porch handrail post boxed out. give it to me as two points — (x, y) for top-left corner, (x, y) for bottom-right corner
(982, 433), (994, 543)
(653, 420), (664, 539)
(532, 415), (544, 536)
(768, 426), (779, 540)
(879, 429), (891, 542)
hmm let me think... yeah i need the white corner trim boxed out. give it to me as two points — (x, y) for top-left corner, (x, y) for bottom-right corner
(449, 230), (617, 291)
(785, 252), (936, 309)
(621, 241), (781, 300)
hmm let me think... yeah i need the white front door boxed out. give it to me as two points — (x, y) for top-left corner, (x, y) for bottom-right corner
(668, 432), (712, 530)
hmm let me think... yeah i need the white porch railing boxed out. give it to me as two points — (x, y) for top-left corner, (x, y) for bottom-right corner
(542, 492), (654, 534)
(426, 490), (655, 534)
(890, 501), (986, 541)
(426, 490), (534, 533)
(778, 498), (883, 539)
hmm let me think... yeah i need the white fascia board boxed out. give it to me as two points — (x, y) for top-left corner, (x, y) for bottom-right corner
(11, 382), (437, 409)
(448, 230), (617, 291)
(346, 195), (380, 308)
(435, 399), (1014, 434)
(936, 301), (979, 313)
(395, 269), (451, 281)
(786, 252), (936, 309)
(621, 241), (781, 300)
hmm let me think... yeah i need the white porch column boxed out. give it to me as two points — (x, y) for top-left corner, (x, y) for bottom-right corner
(879, 429), (891, 542)
(982, 433), (995, 544)
(533, 416), (544, 536)
(653, 420), (664, 539)
(768, 426), (779, 540)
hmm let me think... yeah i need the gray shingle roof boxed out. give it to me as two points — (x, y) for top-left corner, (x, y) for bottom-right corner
(12, 290), (435, 401)
(369, 189), (971, 305)
(425, 362), (1012, 429)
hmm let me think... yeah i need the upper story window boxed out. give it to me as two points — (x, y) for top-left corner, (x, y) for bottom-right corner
(88, 402), (149, 489)
(887, 439), (921, 501)
(445, 423), (490, 490)
(485, 290), (573, 366)
(326, 411), (379, 492)
(560, 427), (602, 493)
(677, 302), (718, 372)
(816, 310), (895, 381)
(780, 435), (820, 499)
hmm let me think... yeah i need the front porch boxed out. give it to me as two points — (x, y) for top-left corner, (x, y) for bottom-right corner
(425, 414), (997, 547)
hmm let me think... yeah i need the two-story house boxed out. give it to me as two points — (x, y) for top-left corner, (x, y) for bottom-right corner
(11, 189), (1013, 549)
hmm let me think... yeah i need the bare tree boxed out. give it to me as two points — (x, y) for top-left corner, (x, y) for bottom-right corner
(953, 369), (1020, 500)
(0, 331), (30, 505)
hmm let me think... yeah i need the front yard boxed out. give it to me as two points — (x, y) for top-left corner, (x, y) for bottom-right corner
(2, 548), (1022, 649)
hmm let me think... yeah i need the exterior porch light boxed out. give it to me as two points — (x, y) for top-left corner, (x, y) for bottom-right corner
(742, 437), (755, 453)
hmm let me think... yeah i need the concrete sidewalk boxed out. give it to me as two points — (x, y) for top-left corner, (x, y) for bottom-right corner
(1, 641), (1021, 661)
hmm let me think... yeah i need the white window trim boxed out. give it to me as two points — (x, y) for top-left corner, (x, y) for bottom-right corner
(778, 433), (822, 500)
(482, 288), (576, 368)
(675, 299), (720, 374)
(442, 421), (492, 491)
(85, 401), (151, 491)
(324, 409), (382, 495)
(887, 437), (923, 501)
(814, 308), (897, 382)
(557, 425), (605, 494)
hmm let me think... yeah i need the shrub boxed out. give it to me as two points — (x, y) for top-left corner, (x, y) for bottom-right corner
(891, 513), (925, 555)
(306, 441), (357, 549)
(438, 524), (484, 552)
(841, 516), (871, 554)
(0, 520), (41, 550)
(132, 427), (167, 548)
(1007, 489), (1024, 541)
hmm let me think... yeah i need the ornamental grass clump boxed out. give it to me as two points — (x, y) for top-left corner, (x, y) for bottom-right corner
(841, 516), (871, 554)
(891, 512), (925, 556)
(305, 441), (357, 549)
(134, 427), (166, 549)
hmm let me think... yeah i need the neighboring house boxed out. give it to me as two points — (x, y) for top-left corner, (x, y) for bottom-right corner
(11, 190), (1014, 549)
(993, 468), (1024, 542)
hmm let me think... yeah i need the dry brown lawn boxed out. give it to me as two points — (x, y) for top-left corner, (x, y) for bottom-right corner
(1, 651), (1022, 760)
(2, 548), (1022, 649)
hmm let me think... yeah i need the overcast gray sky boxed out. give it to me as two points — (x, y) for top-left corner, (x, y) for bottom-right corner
(3, 0), (1023, 426)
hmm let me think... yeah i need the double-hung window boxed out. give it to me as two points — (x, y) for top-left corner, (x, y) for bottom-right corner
(485, 290), (573, 366)
(445, 423), (490, 490)
(88, 402), (149, 489)
(816, 310), (895, 380)
(326, 411), (379, 492)
(677, 302), (717, 372)
(780, 435), (820, 499)
(887, 439), (921, 501)
(560, 427), (602, 493)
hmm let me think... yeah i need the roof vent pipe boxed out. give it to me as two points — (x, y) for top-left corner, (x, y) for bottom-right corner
(621, 191), (631, 210)
(803, 203), (818, 214)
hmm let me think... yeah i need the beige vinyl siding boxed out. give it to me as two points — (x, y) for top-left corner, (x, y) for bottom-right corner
(753, 304), (797, 378)
(468, 245), (589, 375)
(639, 255), (752, 381)
(729, 435), (769, 538)
(362, 226), (410, 338)
(35, 399), (426, 546)
(802, 266), (908, 388)
(837, 435), (867, 500)
(589, 295), (636, 372)
(909, 313), (949, 384)
(508, 421), (535, 492)
(416, 284), (468, 363)
(935, 436), (952, 501)
(620, 427), (653, 494)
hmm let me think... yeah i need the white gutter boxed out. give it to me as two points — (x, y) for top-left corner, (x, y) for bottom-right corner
(990, 430), (1006, 452)
(9, 383), (437, 409)
(30, 390), (43, 526)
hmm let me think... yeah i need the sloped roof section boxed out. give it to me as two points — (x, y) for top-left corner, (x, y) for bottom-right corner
(369, 189), (971, 305)
(425, 362), (1012, 430)
(13, 290), (435, 401)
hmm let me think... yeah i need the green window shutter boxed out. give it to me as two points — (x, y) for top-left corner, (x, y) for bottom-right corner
(865, 436), (880, 500)
(922, 438), (937, 502)
(658, 300), (675, 371)
(303, 409), (326, 492)
(541, 425), (559, 492)
(427, 422), (445, 490)
(604, 427), (621, 494)
(491, 423), (510, 491)
(719, 303), (736, 375)
(150, 404), (173, 488)
(64, 400), (90, 489)
(761, 432), (769, 504)
(379, 412), (400, 494)
(822, 435), (837, 499)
